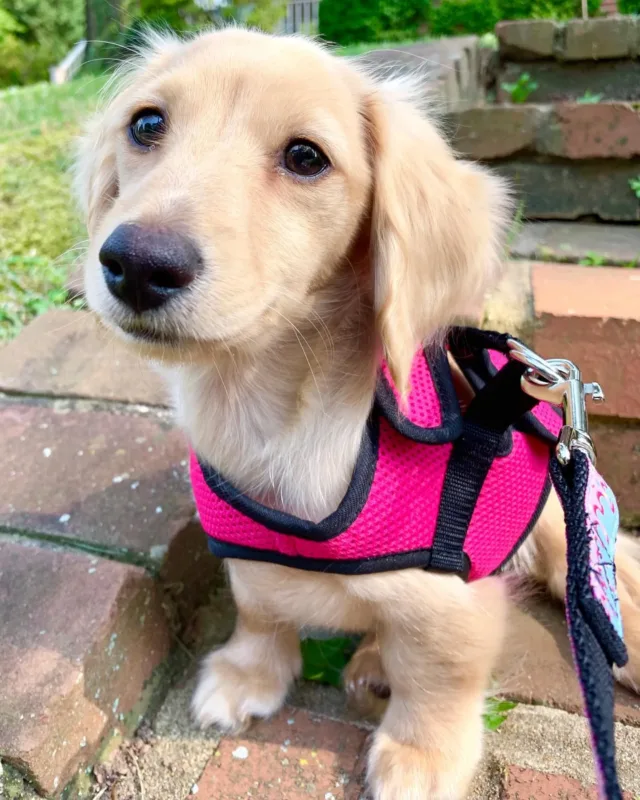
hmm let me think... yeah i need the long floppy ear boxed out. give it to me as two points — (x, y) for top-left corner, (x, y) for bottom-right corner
(73, 111), (119, 236)
(362, 78), (511, 396)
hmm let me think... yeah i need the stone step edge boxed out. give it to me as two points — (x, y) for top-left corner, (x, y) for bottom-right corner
(0, 528), (164, 573)
(449, 102), (640, 161)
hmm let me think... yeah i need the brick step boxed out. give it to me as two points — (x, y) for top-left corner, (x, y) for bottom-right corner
(0, 538), (170, 796)
(496, 18), (640, 103)
(83, 682), (640, 799)
(497, 60), (640, 103)
(511, 221), (640, 267)
(449, 102), (640, 222)
(483, 261), (640, 526)
(0, 311), (225, 796)
(497, 158), (639, 222)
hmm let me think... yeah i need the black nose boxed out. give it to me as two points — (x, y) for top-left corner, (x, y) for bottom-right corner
(99, 223), (203, 313)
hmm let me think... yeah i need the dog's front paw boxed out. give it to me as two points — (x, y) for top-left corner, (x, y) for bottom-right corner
(344, 635), (390, 719)
(367, 731), (480, 800)
(191, 648), (293, 732)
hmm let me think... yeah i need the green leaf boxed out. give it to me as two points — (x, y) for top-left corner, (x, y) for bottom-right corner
(300, 637), (358, 688)
(483, 697), (516, 731)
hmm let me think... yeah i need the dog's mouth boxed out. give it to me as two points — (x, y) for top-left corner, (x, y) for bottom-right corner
(121, 325), (183, 346)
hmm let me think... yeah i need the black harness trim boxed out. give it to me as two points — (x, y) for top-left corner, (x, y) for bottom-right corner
(200, 328), (558, 577)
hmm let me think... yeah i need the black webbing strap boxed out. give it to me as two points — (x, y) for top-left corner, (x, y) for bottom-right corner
(429, 359), (541, 576)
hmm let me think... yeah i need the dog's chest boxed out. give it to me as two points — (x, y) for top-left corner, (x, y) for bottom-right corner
(169, 363), (369, 521)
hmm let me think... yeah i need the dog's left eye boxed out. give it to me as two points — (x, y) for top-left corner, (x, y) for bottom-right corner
(129, 109), (166, 149)
(283, 139), (330, 178)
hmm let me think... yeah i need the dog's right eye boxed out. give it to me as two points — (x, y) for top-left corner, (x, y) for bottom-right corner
(283, 139), (330, 178)
(129, 109), (166, 149)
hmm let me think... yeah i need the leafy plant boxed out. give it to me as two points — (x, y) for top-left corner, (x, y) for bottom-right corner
(531, 0), (601, 17)
(430, 0), (500, 36)
(0, 0), (85, 86)
(619, 0), (640, 12)
(137, 0), (209, 31)
(479, 31), (498, 49)
(319, 0), (432, 46)
(577, 90), (604, 104)
(301, 637), (518, 732)
(499, 0), (535, 18)
(501, 72), (539, 104)
(245, 0), (287, 32)
(579, 251), (607, 266)
(301, 636), (358, 687)
(506, 200), (526, 251)
(483, 697), (517, 731)
(629, 176), (640, 201)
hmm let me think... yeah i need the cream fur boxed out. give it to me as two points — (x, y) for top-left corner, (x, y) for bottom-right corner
(76, 27), (640, 799)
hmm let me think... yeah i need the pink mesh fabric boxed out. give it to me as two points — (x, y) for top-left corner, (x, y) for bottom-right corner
(192, 418), (451, 562)
(192, 346), (562, 579)
(465, 430), (550, 579)
(381, 352), (442, 428)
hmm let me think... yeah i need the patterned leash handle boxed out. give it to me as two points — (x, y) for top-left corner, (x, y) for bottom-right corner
(551, 453), (627, 800)
(508, 340), (628, 800)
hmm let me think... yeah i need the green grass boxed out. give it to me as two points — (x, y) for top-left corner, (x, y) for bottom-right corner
(337, 35), (431, 56)
(0, 74), (108, 340)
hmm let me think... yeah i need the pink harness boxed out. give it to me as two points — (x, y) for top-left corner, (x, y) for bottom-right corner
(191, 327), (630, 799)
(191, 328), (562, 579)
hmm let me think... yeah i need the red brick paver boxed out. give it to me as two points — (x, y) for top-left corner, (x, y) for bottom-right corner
(191, 708), (368, 800)
(497, 597), (640, 726)
(549, 103), (640, 160)
(0, 539), (170, 795)
(531, 263), (640, 524)
(0, 400), (194, 554)
(0, 308), (168, 406)
(502, 766), (634, 799)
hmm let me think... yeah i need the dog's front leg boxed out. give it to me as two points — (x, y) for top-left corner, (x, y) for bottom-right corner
(191, 560), (302, 732)
(347, 571), (507, 800)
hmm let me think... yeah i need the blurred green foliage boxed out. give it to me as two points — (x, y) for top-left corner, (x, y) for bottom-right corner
(244, 0), (287, 31)
(320, 0), (603, 43)
(0, 0), (84, 87)
(0, 76), (106, 339)
(430, 0), (500, 36)
(319, 0), (431, 46)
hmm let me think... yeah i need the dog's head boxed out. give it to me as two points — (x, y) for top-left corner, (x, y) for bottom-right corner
(77, 28), (509, 394)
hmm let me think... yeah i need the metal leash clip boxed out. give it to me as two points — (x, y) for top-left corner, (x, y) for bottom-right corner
(507, 339), (604, 466)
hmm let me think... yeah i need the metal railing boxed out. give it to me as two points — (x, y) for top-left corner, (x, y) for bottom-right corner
(283, 1), (319, 34)
(49, 40), (87, 85)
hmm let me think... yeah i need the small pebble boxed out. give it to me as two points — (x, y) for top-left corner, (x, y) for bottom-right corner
(43, 447), (52, 458)
(59, 513), (71, 524)
(232, 746), (249, 760)
(190, 786), (199, 795)
(155, 506), (163, 514)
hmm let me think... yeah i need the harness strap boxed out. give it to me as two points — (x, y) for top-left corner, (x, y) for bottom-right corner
(429, 358), (540, 576)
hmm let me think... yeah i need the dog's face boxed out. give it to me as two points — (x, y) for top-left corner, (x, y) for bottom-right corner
(78, 28), (509, 393)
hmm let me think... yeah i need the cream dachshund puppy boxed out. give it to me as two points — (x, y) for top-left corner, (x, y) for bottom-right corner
(77, 28), (640, 799)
